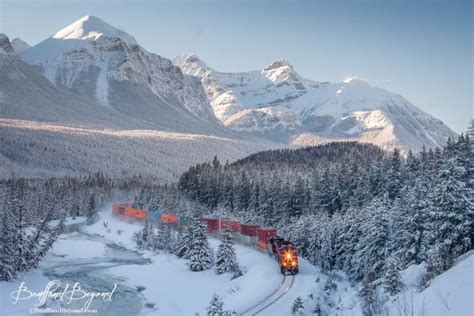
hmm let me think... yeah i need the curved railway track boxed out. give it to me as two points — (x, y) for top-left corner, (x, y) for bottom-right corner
(240, 274), (295, 315)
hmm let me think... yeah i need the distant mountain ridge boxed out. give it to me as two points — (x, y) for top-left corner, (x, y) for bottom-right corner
(0, 14), (459, 180)
(175, 53), (457, 152)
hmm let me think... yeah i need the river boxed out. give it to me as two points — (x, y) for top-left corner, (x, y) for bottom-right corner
(39, 228), (150, 316)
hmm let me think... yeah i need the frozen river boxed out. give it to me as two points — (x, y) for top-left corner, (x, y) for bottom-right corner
(40, 230), (150, 315)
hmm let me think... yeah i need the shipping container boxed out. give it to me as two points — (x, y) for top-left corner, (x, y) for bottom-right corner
(203, 218), (219, 234)
(179, 216), (190, 226)
(125, 207), (148, 219)
(220, 220), (240, 233)
(256, 227), (276, 249)
(240, 224), (259, 236)
(161, 213), (179, 224)
(112, 203), (148, 220)
(112, 203), (132, 216)
(240, 224), (259, 244)
(148, 212), (160, 223)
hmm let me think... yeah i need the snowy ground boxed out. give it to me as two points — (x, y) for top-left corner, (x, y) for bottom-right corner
(3, 207), (471, 315)
(385, 251), (474, 316)
(83, 208), (362, 315)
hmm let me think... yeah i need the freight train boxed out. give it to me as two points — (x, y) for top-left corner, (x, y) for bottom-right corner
(112, 203), (299, 275)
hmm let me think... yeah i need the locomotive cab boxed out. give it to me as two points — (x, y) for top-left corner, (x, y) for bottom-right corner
(268, 236), (285, 256)
(278, 242), (299, 275)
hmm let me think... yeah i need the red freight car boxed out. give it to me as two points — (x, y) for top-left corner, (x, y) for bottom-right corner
(203, 218), (219, 234)
(240, 224), (259, 244)
(256, 227), (276, 250)
(220, 220), (240, 233)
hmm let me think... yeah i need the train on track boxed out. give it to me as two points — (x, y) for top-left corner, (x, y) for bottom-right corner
(112, 203), (299, 275)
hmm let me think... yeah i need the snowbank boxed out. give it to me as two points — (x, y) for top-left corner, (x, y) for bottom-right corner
(387, 251), (474, 316)
(0, 270), (50, 316)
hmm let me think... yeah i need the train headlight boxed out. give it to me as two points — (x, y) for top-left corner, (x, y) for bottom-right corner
(291, 261), (296, 266)
(286, 252), (292, 260)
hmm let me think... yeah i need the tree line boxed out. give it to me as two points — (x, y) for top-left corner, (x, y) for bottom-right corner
(176, 128), (473, 293)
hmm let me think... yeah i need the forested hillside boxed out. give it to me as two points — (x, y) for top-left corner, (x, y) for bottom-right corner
(176, 130), (473, 304)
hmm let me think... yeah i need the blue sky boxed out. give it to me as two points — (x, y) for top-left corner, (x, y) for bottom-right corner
(0, 0), (472, 133)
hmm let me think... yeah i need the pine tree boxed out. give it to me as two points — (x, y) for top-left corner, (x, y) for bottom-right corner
(0, 204), (18, 281)
(386, 148), (403, 200)
(136, 220), (153, 249)
(426, 158), (473, 273)
(86, 193), (96, 220)
(383, 256), (404, 295)
(351, 198), (391, 280)
(291, 296), (304, 315)
(175, 225), (193, 258)
(189, 217), (212, 271)
(318, 224), (335, 270)
(207, 294), (224, 316)
(360, 273), (377, 316)
(152, 224), (170, 252)
(216, 226), (239, 275)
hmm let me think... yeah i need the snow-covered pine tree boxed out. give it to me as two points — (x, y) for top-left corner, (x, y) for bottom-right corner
(385, 148), (404, 200)
(152, 224), (167, 252)
(31, 216), (65, 269)
(291, 296), (304, 316)
(216, 225), (239, 275)
(189, 217), (212, 271)
(426, 157), (473, 274)
(383, 255), (404, 296)
(318, 222), (336, 271)
(136, 220), (153, 249)
(426, 242), (444, 277)
(0, 204), (18, 281)
(207, 294), (224, 316)
(175, 225), (193, 258)
(86, 193), (96, 220)
(351, 197), (391, 280)
(360, 272), (378, 316)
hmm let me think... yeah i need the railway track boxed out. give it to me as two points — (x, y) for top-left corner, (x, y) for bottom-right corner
(240, 274), (295, 315)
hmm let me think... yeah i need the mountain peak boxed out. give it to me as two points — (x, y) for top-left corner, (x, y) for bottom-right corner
(0, 34), (15, 56)
(52, 15), (137, 45)
(261, 59), (302, 85)
(263, 59), (293, 72)
(11, 38), (31, 54)
(174, 53), (210, 77)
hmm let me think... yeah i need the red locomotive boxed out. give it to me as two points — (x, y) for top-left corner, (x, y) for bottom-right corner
(112, 204), (299, 274)
(268, 237), (299, 275)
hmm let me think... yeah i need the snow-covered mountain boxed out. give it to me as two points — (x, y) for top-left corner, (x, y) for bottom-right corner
(10, 38), (31, 54)
(0, 34), (274, 179)
(175, 54), (457, 151)
(21, 16), (221, 132)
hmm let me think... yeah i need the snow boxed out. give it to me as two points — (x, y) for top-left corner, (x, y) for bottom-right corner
(0, 119), (275, 180)
(51, 237), (106, 259)
(96, 56), (110, 107)
(82, 209), (362, 315)
(52, 15), (137, 45)
(21, 16), (217, 124)
(386, 251), (474, 316)
(0, 270), (50, 316)
(176, 52), (457, 151)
